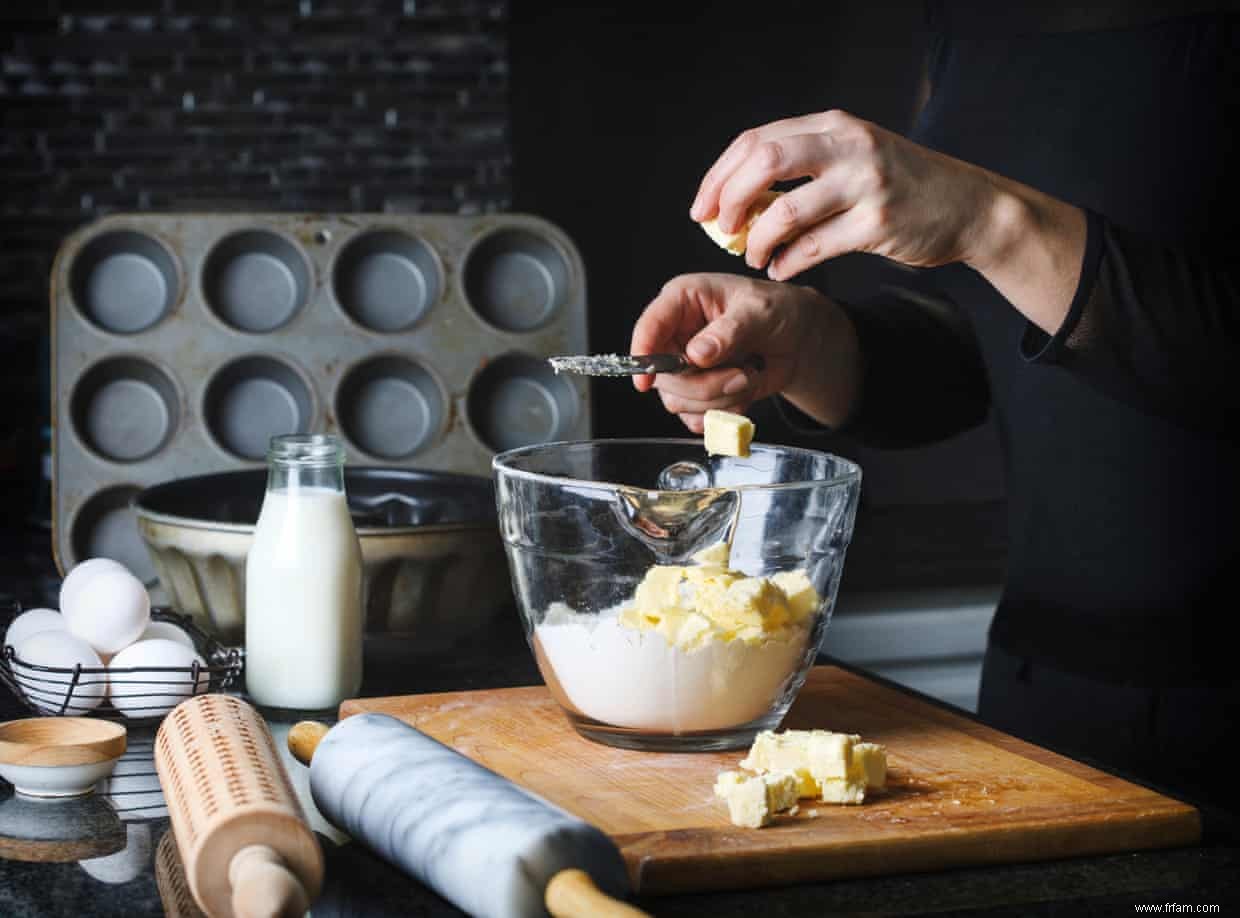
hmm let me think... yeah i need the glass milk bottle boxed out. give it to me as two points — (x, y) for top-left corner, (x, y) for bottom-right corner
(245, 434), (363, 712)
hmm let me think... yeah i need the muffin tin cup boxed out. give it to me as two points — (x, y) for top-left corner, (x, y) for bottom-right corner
(335, 355), (447, 460)
(331, 229), (444, 333)
(201, 229), (313, 334)
(68, 230), (182, 335)
(462, 227), (572, 333)
(69, 356), (182, 464)
(202, 355), (317, 461)
(465, 352), (579, 452)
(52, 213), (590, 599)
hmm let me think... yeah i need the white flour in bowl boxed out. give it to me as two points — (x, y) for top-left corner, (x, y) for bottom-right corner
(534, 603), (811, 733)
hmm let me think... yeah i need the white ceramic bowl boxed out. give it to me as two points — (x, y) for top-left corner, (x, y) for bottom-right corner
(0, 717), (126, 798)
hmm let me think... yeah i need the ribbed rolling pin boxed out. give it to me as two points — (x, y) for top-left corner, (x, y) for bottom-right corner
(155, 829), (207, 918)
(154, 695), (324, 918)
(288, 716), (647, 918)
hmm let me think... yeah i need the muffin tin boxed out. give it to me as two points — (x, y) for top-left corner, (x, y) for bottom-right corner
(51, 213), (590, 584)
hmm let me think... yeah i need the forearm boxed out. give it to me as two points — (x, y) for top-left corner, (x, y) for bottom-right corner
(779, 288), (863, 429)
(966, 174), (1088, 335)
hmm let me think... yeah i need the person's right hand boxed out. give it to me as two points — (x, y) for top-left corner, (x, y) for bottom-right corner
(630, 273), (861, 433)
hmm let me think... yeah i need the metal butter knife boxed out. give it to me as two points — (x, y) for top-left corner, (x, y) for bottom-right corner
(548, 353), (763, 377)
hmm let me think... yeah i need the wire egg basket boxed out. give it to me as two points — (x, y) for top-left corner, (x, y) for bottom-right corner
(0, 601), (242, 726)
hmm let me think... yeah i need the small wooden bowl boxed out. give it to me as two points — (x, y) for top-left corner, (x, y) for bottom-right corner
(0, 717), (126, 798)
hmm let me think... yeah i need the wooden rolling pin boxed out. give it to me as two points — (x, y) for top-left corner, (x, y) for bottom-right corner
(154, 695), (324, 918)
(155, 829), (207, 918)
(288, 717), (648, 918)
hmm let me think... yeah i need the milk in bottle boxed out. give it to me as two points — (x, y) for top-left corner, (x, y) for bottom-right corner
(245, 434), (363, 711)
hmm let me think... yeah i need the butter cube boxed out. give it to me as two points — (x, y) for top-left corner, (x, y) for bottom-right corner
(818, 779), (868, 805)
(691, 543), (731, 570)
(633, 565), (684, 612)
(703, 409), (755, 458)
(671, 611), (715, 650)
(712, 578), (789, 632)
(741, 729), (858, 782)
(714, 770), (800, 828)
(725, 729), (888, 810)
(851, 742), (888, 790)
(699, 190), (783, 255)
(770, 570), (821, 622)
(807, 731), (858, 781)
(785, 769), (820, 799)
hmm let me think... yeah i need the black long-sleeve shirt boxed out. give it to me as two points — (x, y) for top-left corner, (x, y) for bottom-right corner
(794, 3), (1239, 683)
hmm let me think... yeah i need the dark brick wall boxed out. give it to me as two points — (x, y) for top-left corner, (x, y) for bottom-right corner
(1, 0), (509, 322)
(0, 0), (510, 531)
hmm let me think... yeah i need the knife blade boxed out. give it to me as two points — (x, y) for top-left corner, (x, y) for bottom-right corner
(548, 353), (763, 377)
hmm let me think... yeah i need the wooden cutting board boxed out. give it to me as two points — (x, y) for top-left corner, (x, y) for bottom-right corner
(339, 666), (1200, 895)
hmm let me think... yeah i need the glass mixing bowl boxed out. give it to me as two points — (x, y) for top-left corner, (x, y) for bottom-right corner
(493, 439), (861, 752)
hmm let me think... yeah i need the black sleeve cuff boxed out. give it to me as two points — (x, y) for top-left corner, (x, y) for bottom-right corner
(770, 296), (877, 438)
(1020, 208), (1105, 365)
(772, 393), (839, 437)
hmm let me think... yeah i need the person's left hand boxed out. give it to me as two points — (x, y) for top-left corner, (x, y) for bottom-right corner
(689, 109), (1002, 281)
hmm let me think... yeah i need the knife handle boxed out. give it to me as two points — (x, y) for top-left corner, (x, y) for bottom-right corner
(643, 353), (766, 374)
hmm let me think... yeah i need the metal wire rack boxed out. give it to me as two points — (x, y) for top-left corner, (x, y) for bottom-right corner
(0, 601), (242, 726)
(96, 733), (168, 822)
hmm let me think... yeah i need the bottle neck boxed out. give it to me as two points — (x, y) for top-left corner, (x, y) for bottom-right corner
(264, 434), (347, 494)
(267, 460), (345, 494)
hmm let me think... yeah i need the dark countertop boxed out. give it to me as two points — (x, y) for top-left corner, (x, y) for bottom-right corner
(2, 609), (1238, 918)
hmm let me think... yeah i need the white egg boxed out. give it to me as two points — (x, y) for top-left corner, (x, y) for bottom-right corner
(137, 620), (195, 650)
(62, 568), (151, 656)
(59, 558), (128, 615)
(3, 608), (65, 652)
(108, 639), (207, 719)
(13, 630), (108, 714)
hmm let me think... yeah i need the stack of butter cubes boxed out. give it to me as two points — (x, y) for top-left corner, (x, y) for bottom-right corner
(714, 729), (888, 828)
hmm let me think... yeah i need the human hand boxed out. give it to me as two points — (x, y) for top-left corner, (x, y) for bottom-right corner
(630, 273), (860, 433)
(689, 109), (1002, 281)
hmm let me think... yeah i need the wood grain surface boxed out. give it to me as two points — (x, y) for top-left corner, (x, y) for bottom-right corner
(339, 666), (1201, 895)
(0, 717), (126, 766)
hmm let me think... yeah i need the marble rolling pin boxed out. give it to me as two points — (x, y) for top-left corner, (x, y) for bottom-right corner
(154, 695), (324, 918)
(288, 715), (645, 918)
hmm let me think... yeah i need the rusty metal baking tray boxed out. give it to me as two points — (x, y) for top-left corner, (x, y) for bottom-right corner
(50, 212), (590, 586)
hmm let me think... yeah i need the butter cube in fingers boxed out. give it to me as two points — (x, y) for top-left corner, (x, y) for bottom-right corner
(704, 409), (755, 457)
(699, 190), (783, 255)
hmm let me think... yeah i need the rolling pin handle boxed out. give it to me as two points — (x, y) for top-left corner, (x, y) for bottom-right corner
(288, 721), (331, 767)
(545, 869), (650, 918)
(229, 844), (310, 918)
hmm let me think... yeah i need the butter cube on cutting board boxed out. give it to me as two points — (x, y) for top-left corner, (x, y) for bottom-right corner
(704, 409), (755, 457)
(719, 728), (889, 826)
(743, 729), (888, 793)
(851, 741), (889, 789)
(713, 770), (800, 829)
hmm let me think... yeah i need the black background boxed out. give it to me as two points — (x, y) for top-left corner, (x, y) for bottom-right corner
(1, 0), (1006, 599)
(508, 1), (1005, 584)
